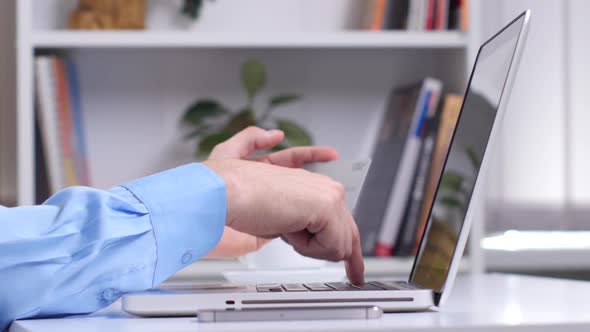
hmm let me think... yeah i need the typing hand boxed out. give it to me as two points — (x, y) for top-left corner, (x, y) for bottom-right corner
(204, 128), (364, 285)
(205, 126), (339, 259)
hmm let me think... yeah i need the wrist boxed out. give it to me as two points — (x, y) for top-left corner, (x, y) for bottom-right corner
(202, 159), (241, 228)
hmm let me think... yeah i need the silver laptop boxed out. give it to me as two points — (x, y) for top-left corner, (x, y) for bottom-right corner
(123, 10), (531, 316)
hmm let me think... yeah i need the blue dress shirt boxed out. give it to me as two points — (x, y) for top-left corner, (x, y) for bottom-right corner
(0, 163), (226, 331)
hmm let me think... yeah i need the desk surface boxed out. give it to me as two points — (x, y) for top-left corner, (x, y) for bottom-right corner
(11, 274), (590, 332)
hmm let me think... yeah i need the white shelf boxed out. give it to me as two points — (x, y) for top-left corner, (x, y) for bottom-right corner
(30, 31), (468, 49)
(486, 249), (590, 271)
(483, 231), (590, 271)
(166, 257), (472, 282)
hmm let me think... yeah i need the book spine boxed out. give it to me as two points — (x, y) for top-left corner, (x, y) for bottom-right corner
(426, 0), (435, 30)
(66, 60), (91, 186)
(35, 56), (64, 195)
(370, 0), (389, 30)
(418, 0), (428, 30)
(375, 95), (429, 256)
(375, 79), (442, 256)
(54, 58), (79, 187)
(407, 0), (419, 30)
(460, 0), (469, 32)
(396, 124), (436, 255)
(438, 0), (449, 30)
(355, 89), (410, 255)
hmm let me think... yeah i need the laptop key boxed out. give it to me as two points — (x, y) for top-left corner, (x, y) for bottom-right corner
(368, 281), (403, 290)
(281, 284), (308, 292)
(357, 283), (386, 291)
(256, 283), (283, 292)
(325, 282), (359, 291)
(303, 283), (333, 291)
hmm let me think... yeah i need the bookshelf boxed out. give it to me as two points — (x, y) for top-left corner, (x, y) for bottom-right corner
(15, 0), (485, 277)
(30, 31), (468, 49)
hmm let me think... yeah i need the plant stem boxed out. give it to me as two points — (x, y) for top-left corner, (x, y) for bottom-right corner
(257, 106), (273, 124)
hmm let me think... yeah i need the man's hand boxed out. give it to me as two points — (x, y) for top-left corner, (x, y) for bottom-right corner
(205, 126), (339, 258)
(204, 138), (364, 284)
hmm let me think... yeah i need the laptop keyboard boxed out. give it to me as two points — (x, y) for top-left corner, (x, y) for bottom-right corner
(256, 281), (414, 293)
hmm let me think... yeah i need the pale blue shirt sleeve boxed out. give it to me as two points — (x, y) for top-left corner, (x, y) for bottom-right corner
(0, 163), (226, 331)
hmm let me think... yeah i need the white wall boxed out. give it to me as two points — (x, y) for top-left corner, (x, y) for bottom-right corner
(0, 0), (17, 205)
(32, 0), (365, 31)
(569, 0), (590, 205)
(481, 0), (590, 230)
(72, 48), (464, 189)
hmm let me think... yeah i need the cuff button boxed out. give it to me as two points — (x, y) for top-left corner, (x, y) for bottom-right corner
(181, 251), (193, 264)
(102, 288), (120, 301)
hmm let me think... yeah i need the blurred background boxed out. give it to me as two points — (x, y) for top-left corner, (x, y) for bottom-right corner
(0, 0), (588, 282)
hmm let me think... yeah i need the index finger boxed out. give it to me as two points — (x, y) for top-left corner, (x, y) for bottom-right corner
(345, 227), (365, 286)
(253, 146), (339, 168)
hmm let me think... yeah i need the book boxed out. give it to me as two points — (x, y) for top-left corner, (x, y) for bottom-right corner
(448, 0), (468, 31)
(355, 84), (421, 255)
(34, 114), (51, 204)
(55, 58), (79, 187)
(395, 112), (438, 256)
(435, 0), (449, 30)
(364, 0), (389, 30)
(66, 60), (91, 186)
(425, 0), (436, 30)
(414, 94), (463, 253)
(374, 78), (442, 257)
(34, 55), (90, 200)
(383, 0), (463, 31)
(460, 0), (469, 32)
(385, 0), (410, 30)
(35, 56), (64, 195)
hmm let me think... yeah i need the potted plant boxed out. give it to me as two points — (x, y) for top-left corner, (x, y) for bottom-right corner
(181, 59), (312, 158)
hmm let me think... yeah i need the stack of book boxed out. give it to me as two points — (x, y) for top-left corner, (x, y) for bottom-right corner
(355, 78), (463, 256)
(34, 55), (90, 201)
(364, 0), (469, 31)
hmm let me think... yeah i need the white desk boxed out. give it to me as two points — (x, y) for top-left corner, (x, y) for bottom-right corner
(10, 274), (590, 332)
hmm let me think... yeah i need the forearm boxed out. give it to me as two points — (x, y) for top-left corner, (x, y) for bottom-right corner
(0, 163), (226, 331)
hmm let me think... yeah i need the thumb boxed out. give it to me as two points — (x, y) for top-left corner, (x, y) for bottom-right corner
(210, 126), (284, 159)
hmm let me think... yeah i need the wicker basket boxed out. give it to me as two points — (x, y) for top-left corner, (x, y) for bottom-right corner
(69, 0), (146, 30)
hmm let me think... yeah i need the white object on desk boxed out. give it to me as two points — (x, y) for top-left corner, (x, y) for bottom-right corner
(11, 274), (590, 332)
(223, 267), (346, 284)
(483, 231), (590, 271)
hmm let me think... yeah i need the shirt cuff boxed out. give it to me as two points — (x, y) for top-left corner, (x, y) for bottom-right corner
(119, 163), (226, 286)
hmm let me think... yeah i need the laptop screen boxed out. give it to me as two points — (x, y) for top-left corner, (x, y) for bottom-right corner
(410, 14), (527, 293)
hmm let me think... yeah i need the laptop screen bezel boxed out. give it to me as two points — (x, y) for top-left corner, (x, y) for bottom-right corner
(408, 10), (530, 305)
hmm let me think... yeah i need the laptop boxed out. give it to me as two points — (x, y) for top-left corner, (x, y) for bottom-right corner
(123, 10), (531, 316)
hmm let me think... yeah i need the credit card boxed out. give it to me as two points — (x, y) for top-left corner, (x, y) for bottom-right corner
(304, 160), (372, 211)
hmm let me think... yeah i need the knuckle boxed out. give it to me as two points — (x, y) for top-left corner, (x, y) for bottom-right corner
(333, 182), (345, 199)
(335, 247), (347, 261)
(351, 223), (361, 241)
(328, 183), (345, 207)
(244, 126), (263, 135)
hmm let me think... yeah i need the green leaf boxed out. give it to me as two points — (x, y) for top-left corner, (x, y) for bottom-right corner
(197, 131), (234, 157)
(464, 145), (481, 171)
(182, 100), (227, 126)
(438, 195), (464, 209)
(270, 143), (290, 152)
(224, 109), (256, 134)
(241, 59), (266, 101)
(269, 94), (301, 109)
(439, 171), (464, 192)
(277, 119), (312, 146)
(181, 0), (204, 19)
(183, 126), (210, 140)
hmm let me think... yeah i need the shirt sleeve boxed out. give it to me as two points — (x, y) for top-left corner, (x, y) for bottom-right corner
(0, 163), (226, 331)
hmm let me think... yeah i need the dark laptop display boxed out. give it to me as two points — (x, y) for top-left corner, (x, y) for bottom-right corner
(411, 14), (527, 293)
